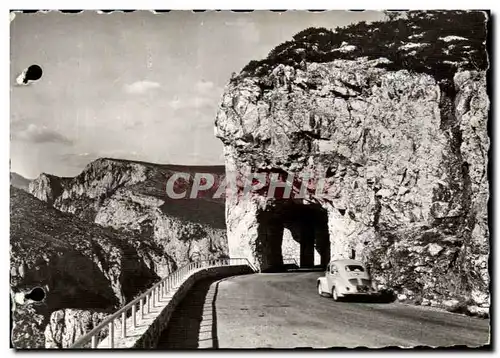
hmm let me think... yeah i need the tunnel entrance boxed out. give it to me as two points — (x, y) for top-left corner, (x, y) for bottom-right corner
(256, 201), (330, 272)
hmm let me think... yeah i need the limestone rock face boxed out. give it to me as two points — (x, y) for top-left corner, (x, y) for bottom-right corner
(215, 11), (489, 308)
(44, 309), (109, 348)
(29, 173), (67, 205)
(29, 158), (228, 268)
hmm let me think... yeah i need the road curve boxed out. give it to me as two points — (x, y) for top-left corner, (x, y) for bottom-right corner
(157, 272), (490, 349)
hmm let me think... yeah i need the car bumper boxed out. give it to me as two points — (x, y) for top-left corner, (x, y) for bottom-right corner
(340, 291), (379, 297)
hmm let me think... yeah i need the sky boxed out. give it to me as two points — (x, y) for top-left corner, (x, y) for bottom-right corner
(10, 10), (386, 179)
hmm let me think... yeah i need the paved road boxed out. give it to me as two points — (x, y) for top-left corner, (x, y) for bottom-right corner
(157, 272), (490, 349)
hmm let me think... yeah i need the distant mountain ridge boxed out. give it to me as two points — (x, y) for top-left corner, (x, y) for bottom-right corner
(28, 157), (228, 273)
(10, 172), (31, 191)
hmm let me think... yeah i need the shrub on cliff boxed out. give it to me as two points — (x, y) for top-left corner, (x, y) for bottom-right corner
(240, 10), (488, 81)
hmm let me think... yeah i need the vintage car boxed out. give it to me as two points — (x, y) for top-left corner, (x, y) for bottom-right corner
(317, 259), (378, 301)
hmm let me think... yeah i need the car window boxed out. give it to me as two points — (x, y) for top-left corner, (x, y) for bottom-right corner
(345, 265), (365, 272)
(330, 265), (338, 274)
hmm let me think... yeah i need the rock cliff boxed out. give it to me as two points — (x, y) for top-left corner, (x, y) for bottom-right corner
(28, 159), (228, 271)
(10, 187), (173, 348)
(215, 11), (489, 313)
(44, 309), (109, 349)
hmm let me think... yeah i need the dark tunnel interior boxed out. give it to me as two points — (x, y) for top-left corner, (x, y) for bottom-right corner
(255, 201), (330, 272)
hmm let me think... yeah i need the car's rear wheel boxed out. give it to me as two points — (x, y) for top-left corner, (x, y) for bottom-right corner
(332, 286), (340, 302)
(317, 283), (323, 296)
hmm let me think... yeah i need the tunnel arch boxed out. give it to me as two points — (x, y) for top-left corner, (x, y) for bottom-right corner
(255, 200), (330, 272)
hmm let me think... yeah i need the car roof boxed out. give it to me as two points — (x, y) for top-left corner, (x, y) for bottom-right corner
(329, 259), (365, 266)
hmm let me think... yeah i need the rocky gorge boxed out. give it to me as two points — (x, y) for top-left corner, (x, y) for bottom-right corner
(215, 11), (490, 315)
(11, 160), (227, 348)
(28, 159), (228, 270)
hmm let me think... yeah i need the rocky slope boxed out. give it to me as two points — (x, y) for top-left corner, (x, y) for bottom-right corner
(43, 309), (109, 349)
(10, 187), (174, 348)
(28, 159), (228, 272)
(215, 11), (489, 315)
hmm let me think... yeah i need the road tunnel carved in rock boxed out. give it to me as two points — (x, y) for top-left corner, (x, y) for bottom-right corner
(216, 14), (489, 308)
(255, 201), (330, 271)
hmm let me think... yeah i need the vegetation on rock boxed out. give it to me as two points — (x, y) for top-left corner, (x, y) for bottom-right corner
(240, 11), (488, 82)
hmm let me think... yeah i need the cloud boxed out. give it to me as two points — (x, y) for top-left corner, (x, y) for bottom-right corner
(168, 97), (214, 110)
(124, 80), (161, 94)
(59, 150), (142, 169)
(12, 123), (73, 145)
(195, 80), (215, 93)
(59, 152), (98, 168)
(167, 82), (222, 112)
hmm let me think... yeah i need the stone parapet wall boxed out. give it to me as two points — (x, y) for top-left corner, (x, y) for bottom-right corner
(130, 265), (253, 349)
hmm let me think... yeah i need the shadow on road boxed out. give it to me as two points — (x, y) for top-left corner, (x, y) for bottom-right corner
(156, 277), (223, 349)
(262, 264), (326, 273)
(335, 290), (397, 304)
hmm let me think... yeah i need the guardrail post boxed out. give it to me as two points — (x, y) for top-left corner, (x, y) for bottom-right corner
(132, 303), (136, 328)
(152, 288), (156, 307)
(91, 335), (97, 348)
(109, 321), (114, 348)
(146, 293), (150, 313)
(157, 285), (161, 302)
(121, 311), (126, 338)
(140, 297), (144, 319)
